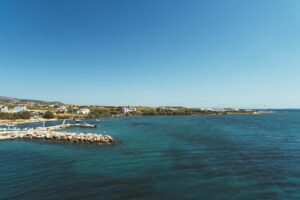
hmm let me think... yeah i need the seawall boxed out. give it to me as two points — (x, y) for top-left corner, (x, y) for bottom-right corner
(0, 124), (115, 144)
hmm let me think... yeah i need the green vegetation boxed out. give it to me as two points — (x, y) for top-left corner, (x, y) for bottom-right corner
(86, 107), (122, 119)
(26, 105), (50, 110)
(56, 115), (73, 120)
(0, 111), (31, 120)
(43, 111), (55, 119)
(139, 108), (191, 116)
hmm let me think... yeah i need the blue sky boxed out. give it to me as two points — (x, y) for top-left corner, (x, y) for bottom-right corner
(0, 0), (300, 108)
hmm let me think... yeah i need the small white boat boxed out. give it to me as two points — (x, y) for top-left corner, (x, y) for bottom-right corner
(73, 123), (97, 128)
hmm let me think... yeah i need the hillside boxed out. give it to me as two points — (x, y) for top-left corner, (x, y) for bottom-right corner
(0, 96), (63, 105)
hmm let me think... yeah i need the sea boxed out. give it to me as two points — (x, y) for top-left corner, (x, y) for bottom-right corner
(1, 110), (300, 200)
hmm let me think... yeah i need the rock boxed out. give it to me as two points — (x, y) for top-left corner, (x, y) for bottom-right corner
(1, 128), (114, 144)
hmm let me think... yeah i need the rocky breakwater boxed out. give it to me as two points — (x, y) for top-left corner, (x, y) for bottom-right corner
(0, 125), (115, 144)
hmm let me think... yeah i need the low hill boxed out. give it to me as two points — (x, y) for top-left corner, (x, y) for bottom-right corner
(0, 96), (63, 105)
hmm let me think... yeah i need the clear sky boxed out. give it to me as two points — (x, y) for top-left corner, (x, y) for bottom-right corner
(0, 0), (300, 108)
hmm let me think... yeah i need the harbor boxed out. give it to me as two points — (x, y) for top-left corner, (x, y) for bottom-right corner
(0, 123), (115, 144)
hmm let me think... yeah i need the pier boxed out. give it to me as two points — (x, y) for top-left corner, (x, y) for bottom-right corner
(0, 123), (115, 144)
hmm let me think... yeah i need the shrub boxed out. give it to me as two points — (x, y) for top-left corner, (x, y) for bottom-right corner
(0, 111), (31, 120)
(43, 111), (55, 119)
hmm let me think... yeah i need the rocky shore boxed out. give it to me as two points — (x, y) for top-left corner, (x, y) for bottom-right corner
(0, 124), (115, 144)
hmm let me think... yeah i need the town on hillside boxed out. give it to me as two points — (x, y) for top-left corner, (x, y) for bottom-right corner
(0, 97), (261, 124)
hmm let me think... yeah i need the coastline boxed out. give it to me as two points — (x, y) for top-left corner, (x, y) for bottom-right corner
(0, 118), (60, 126)
(0, 111), (266, 126)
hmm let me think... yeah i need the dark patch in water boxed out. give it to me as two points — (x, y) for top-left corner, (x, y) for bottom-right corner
(164, 130), (300, 199)
(164, 148), (209, 173)
(0, 149), (158, 200)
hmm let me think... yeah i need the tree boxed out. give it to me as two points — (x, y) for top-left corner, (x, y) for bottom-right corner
(43, 111), (55, 119)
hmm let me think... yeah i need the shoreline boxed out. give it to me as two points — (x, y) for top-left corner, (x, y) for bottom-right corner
(0, 111), (266, 126)
(0, 118), (61, 126)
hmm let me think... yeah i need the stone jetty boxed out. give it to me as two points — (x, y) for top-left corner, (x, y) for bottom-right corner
(0, 124), (115, 144)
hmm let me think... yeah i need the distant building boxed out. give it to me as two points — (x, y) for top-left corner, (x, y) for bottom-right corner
(223, 108), (239, 112)
(122, 107), (137, 114)
(77, 108), (90, 115)
(0, 105), (9, 112)
(13, 106), (27, 113)
(159, 106), (177, 111)
(57, 106), (68, 113)
(205, 108), (222, 112)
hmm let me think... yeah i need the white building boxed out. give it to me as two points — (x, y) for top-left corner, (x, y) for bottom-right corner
(159, 106), (177, 111)
(122, 107), (137, 114)
(57, 106), (68, 113)
(0, 105), (9, 112)
(77, 108), (90, 115)
(13, 106), (27, 113)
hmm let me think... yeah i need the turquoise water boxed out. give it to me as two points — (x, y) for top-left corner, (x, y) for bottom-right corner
(1, 112), (300, 199)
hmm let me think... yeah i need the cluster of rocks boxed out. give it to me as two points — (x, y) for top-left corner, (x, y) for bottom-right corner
(1, 130), (115, 144)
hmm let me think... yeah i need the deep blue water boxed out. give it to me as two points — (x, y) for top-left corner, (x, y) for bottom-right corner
(1, 112), (300, 199)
